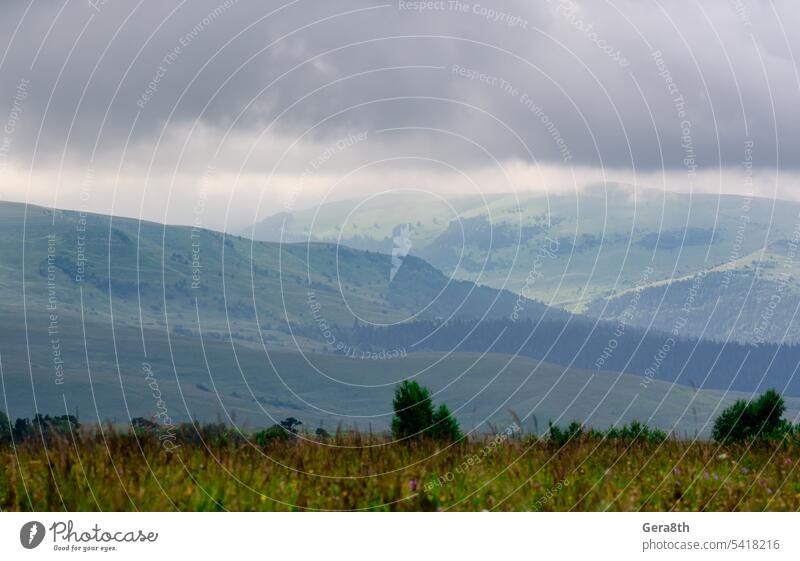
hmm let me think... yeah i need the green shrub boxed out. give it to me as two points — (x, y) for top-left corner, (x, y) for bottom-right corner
(429, 404), (462, 441)
(0, 410), (10, 444)
(29, 414), (80, 438)
(712, 389), (793, 443)
(253, 417), (307, 446)
(130, 417), (159, 435)
(391, 380), (461, 441)
(162, 420), (246, 446)
(13, 418), (31, 440)
(549, 420), (668, 445)
(391, 381), (434, 439)
(254, 425), (292, 446)
(614, 420), (668, 443)
(280, 417), (302, 433)
(548, 421), (583, 446)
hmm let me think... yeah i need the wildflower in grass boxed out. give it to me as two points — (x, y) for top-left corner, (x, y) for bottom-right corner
(742, 467), (749, 474)
(703, 472), (710, 479)
(785, 458), (793, 465)
(713, 473), (719, 481)
(673, 467), (681, 475)
(409, 479), (417, 492)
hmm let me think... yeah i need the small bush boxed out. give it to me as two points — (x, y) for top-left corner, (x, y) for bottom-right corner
(167, 420), (248, 446)
(712, 389), (793, 443)
(548, 421), (583, 446)
(254, 425), (292, 446)
(549, 420), (668, 445)
(253, 418), (306, 446)
(17, 414), (81, 440)
(131, 417), (159, 433)
(608, 420), (668, 444)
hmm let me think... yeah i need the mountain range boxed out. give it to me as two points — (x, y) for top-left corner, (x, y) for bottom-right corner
(248, 184), (800, 345)
(3, 191), (800, 435)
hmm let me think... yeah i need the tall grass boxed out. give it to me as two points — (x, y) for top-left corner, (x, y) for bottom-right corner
(1, 426), (799, 511)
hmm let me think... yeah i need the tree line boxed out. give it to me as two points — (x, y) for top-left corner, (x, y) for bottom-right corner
(1, 386), (795, 446)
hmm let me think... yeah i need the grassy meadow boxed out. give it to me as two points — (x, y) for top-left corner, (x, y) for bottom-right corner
(2, 428), (800, 512)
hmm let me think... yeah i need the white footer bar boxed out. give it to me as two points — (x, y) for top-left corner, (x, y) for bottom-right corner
(1, 512), (797, 560)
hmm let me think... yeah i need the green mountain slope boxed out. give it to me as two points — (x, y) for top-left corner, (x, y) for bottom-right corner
(0, 200), (561, 352)
(247, 185), (800, 342)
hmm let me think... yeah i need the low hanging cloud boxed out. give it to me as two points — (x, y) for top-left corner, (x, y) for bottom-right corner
(0, 0), (798, 230)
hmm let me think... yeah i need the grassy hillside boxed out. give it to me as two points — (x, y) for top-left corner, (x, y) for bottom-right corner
(3, 311), (797, 435)
(0, 200), (559, 347)
(587, 244), (800, 344)
(247, 186), (800, 342)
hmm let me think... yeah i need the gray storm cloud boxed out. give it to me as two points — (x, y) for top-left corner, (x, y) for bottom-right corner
(0, 0), (797, 228)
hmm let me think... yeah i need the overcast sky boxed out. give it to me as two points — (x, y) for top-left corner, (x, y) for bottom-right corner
(0, 0), (797, 231)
